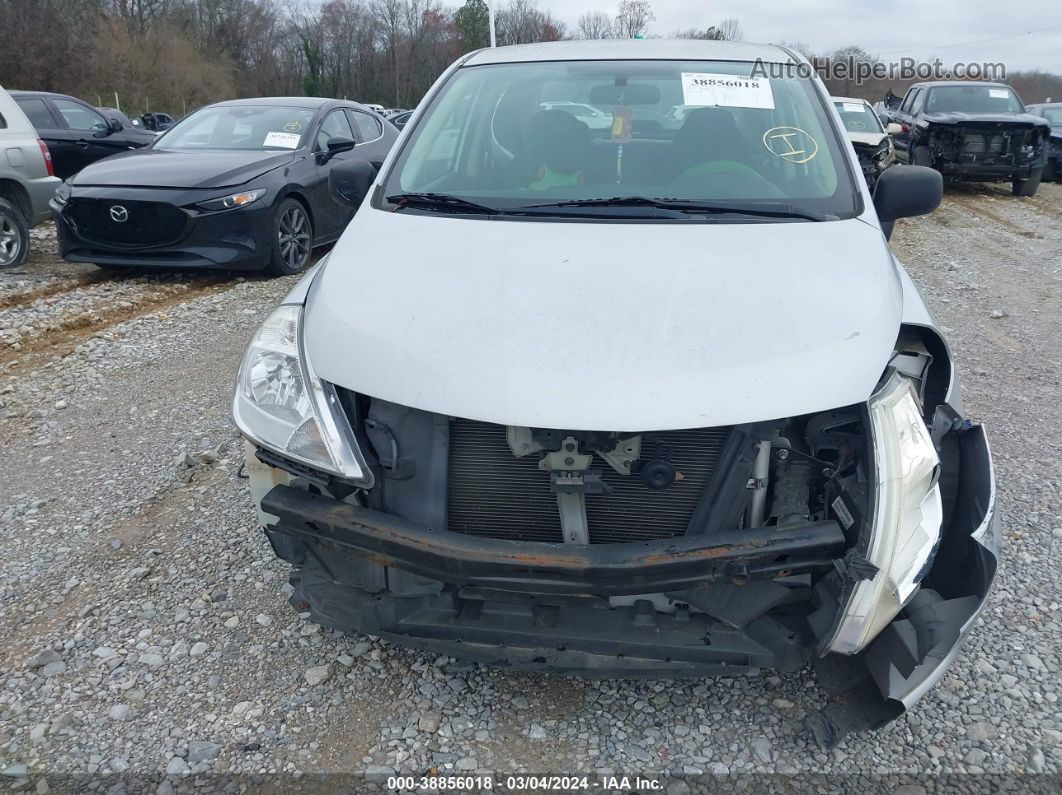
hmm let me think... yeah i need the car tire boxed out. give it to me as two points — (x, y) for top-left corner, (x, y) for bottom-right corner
(1043, 159), (1057, 182)
(0, 197), (29, 270)
(267, 198), (313, 276)
(1012, 168), (1042, 197)
(911, 146), (933, 168)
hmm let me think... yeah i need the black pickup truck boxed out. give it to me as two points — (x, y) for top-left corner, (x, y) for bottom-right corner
(886, 81), (1050, 196)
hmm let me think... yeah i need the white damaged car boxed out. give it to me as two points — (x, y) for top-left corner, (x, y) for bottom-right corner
(233, 40), (999, 746)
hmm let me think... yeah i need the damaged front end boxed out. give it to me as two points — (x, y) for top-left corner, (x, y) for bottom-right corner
(851, 140), (894, 191)
(234, 306), (998, 746)
(919, 119), (1047, 180)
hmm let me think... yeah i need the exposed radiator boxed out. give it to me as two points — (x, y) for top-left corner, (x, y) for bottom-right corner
(447, 419), (730, 544)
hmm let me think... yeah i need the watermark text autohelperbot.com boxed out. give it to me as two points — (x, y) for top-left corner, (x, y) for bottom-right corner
(753, 57), (1007, 84)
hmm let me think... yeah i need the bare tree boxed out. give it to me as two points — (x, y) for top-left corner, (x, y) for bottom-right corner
(614, 0), (653, 39)
(496, 0), (565, 46)
(717, 18), (743, 41)
(577, 10), (612, 39)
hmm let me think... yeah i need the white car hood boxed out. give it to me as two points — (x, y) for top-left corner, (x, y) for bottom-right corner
(848, 131), (888, 147)
(305, 211), (901, 431)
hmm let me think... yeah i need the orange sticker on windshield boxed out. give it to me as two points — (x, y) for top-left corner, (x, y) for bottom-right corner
(763, 126), (819, 164)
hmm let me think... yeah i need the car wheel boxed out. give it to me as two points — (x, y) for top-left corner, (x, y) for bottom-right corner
(0, 197), (29, 270)
(1012, 167), (1043, 197)
(911, 146), (933, 168)
(268, 199), (313, 276)
(1043, 159), (1057, 182)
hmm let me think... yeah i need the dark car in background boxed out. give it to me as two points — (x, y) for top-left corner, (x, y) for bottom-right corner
(96, 107), (145, 132)
(141, 111), (176, 132)
(10, 91), (156, 179)
(50, 97), (397, 275)
(886, 82), (1050, 196)
(388, 110), (413, 130)
(1025, 103), (1062, 181)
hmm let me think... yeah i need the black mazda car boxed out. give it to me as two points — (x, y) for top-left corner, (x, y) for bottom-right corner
(50, 97), (398, 274)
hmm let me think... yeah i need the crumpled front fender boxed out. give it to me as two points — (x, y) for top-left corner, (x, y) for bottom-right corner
(809, 422), (999, 746)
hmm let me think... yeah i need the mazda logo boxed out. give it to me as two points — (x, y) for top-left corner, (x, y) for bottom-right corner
(109, 205), (129, 223)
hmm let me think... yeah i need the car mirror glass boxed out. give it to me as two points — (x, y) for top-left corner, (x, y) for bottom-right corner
(873, 165), (942, 224)
(329, 159), (375, 206)
(326, 136), (356, 156)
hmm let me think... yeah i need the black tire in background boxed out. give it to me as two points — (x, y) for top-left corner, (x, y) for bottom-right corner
(1012, 167), (1043, 197)
(1043, 158), (1057, 182)
(0, 197), (30, 270)
(267, 198), (314, 276)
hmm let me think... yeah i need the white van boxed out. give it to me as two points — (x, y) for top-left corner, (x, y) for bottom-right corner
(232, 41), (998, 746)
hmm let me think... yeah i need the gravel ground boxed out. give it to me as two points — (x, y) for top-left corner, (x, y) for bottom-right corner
(1, 183), (1061, 793)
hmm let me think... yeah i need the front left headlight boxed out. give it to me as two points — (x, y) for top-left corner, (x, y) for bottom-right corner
(232, 304), (372, 485)
(197, 189), (266, 212)
(826, 371), (943, 655)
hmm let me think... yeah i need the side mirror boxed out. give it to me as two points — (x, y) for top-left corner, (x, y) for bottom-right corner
(886, 122), (903, 135)
(329, 159), (376, 207)
(325, 136), (356, 158)
(107, 117), (123, 133)
(874, 165), (942, 227)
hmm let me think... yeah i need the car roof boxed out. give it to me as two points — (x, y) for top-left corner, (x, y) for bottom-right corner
(463, 39), (799, 66)
(8, 90), (80, 100)
(207, 97), (373, 112)
(831, 96), (871, 105)
(1027, 102), (1062, 108)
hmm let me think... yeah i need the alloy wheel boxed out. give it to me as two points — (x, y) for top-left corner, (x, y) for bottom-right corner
(0, 214), (23, 268)
(278, 206), (311, 270)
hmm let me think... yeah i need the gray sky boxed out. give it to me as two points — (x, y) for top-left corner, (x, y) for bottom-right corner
(543, 1), (1062, 73)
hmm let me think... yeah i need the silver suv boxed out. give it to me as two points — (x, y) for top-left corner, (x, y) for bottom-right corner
(1, 85), (60, 269)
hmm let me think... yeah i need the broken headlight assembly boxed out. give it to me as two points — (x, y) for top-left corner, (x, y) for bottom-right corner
(826, 371), (942, 655)
(232, 304), (372, 485)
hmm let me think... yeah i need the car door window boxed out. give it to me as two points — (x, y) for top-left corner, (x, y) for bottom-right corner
(899, 89), (919, 115)
(910, 90), (926, 116)
(349, 110), (383, 143)
(316, 109), (354, 150)
(53, 99), (107, 132)
(15, 98), (58, 129)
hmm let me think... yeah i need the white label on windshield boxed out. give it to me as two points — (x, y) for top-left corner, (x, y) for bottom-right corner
(263, 131), (300, 149)
(681, 73), (775, 110)
(843, 102), (865, 113)
(989, 89), (1010, 99)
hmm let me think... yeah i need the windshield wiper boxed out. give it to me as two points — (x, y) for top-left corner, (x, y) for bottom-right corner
(523, 196), (829, 221)
(386, 192), (500, 215)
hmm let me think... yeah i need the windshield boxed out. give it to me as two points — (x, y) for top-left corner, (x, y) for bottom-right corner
(1041, 107), (1062, 125)
(833, 100), (884, 134)
(383, 59), (859, 219)
(155, 105), (316, 151)
(925, 86), (1024, 115)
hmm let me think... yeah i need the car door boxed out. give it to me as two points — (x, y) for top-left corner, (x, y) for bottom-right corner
(307, 108), (361, 239)
(13, 96), (77, 178)
(892, 88), (922, 161)
(49, 98), (128, 174)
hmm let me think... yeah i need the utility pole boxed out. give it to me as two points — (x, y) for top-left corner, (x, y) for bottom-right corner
(488, 0), (496, 47)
